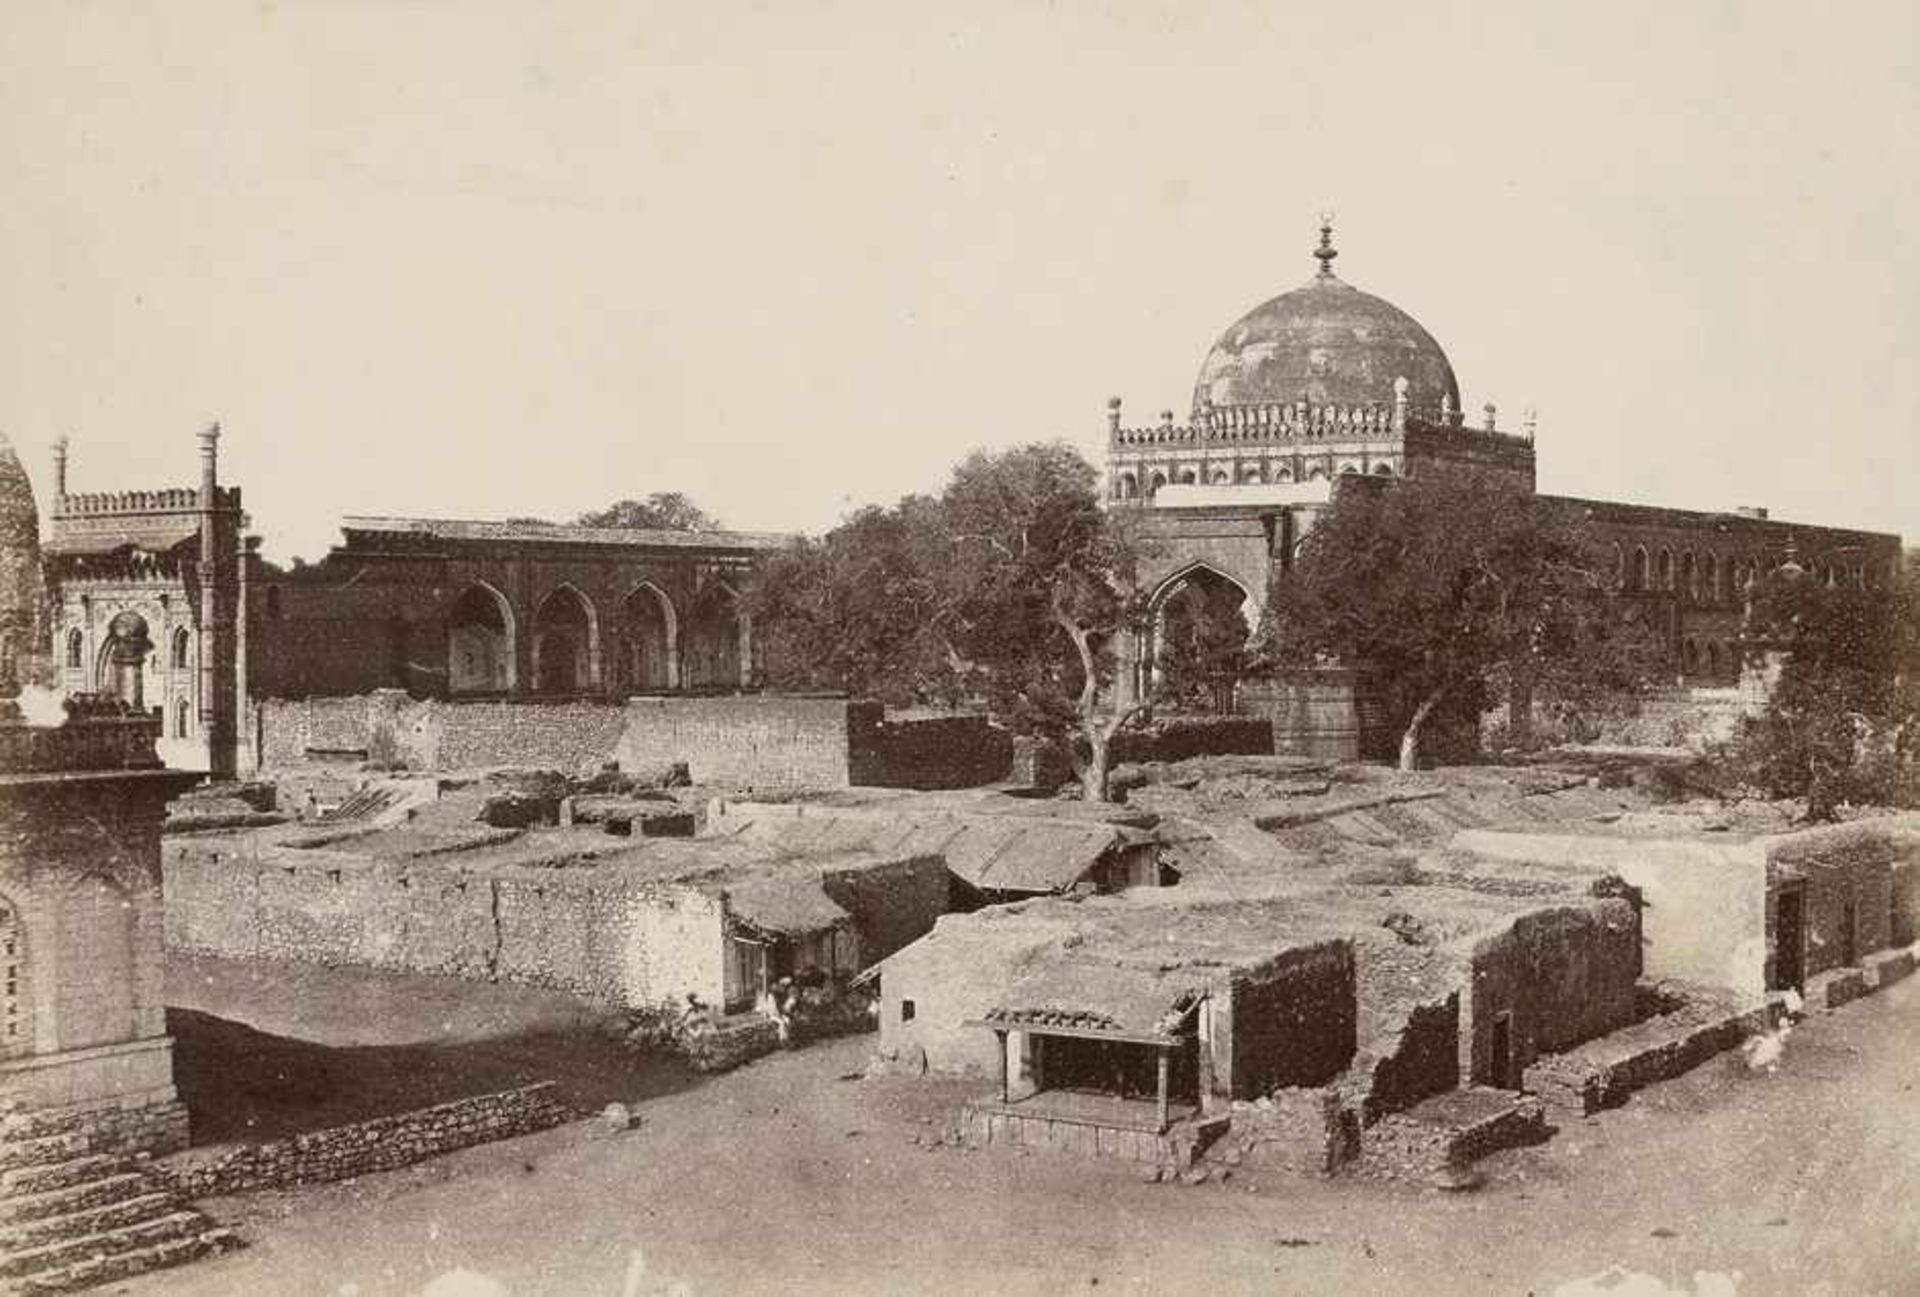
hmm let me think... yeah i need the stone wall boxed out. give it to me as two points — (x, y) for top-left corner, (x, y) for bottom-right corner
(1350, 993), (1461, 1123)
(619, 695), (870, 790)
(257, 693), (628, 774)
(1457, 899), (1641, 1087)
(158, 1083), (569, 1198)
(1112, 717), (1274, 766)
(1222, 940), (1355, 1098)
(849, 711), (1013, 789)
(1764, 822), (1896, 980)
(162, 844), (726, 1008)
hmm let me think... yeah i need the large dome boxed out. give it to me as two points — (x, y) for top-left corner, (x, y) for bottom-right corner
(1191, 225), (1460, 419)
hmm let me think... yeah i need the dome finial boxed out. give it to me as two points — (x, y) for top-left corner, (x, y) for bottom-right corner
(1313, 212), (1338, 276)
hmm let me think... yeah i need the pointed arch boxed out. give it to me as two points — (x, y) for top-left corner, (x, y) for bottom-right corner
(618, 580), (680, 693)
(531, 583), (600, 695)
(1147, 560), (1257, 615)
(64, 627), (83, 669)
(170, 626), (191, 670)
(684, 578), (747, 690)
(447, 580), (517, 694)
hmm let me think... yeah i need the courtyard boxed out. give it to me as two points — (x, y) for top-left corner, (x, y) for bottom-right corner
(115, 973), (1920, 1297)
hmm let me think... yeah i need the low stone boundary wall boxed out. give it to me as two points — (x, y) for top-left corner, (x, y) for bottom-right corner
(1865, 946), (1916, 991)
(1806, 966), (1869, 1012)
(1522, 1000), (1775, 1116)
(156, 1084), (570, 1199)
(683, 1014), (782, 1074)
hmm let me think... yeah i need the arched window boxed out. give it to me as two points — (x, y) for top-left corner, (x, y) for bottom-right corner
(170, 627), (191, 670)
(1175, 468), (1197, 485)
(1240, 465), (1264, 483)
(174, 697), (191, 739)
(1657, 548), (1674, 591)
(1611, 543), (1626, 587)
(1681, 552), (1697, 603)
(1274, 467), (1295, 483)
(65, 628), (82, 669)
(1631, 547), (1649, 593)
(1116, 472), (1138, 500)
(1209, 468), (1231, 484)
(1682, 640), (1698, 674)
(1372, 463), (1394, 476)
(1147, 471), (1167, 498)
(1703, 553), (1719, 604)
(1339, 464), (1358, 476)
(1706, 641), (1722, 678)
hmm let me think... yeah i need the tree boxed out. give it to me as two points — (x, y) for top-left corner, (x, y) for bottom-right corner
(574, 493), (719, 532)
(1260, 466), (1657, 771)
(743, 498), (957, 707)
(743, 442), (1150, 801)
(1725, 558), (1908, 820)
(937, 443), (1148, 801)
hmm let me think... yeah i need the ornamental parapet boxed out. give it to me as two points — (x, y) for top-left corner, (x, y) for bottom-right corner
(52, 485), (240, 518)
(1108, 398), (1534, 450)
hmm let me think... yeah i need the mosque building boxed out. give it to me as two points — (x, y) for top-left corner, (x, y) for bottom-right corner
(1106, 222), (1901, 754)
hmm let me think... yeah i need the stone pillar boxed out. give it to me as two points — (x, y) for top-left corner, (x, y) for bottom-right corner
(1154, 1046), (1170, 1133)
(196, 424), (234, 779)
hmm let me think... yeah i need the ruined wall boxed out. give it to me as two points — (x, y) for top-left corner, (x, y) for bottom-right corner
(819, 854), (950, 966)
(1457, 899), (1641, 1088)
(1223, 939), (1355, 1098)
(1352, 993), (1461, 1123)
(162, 842), (725, 1008)
(620, 696), (868, 790)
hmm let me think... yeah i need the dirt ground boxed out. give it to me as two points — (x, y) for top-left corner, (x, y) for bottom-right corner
(116, 971), (1920, 1297)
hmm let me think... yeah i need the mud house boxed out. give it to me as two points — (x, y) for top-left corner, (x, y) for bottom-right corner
(163, 809), (949, 1016)
(1453, 816), (1909, 1001)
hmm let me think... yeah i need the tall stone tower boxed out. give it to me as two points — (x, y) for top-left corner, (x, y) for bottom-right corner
(0, 432), (42, 693)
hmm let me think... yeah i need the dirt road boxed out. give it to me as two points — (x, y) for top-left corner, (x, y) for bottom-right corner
(122, 976), (1920, 1296)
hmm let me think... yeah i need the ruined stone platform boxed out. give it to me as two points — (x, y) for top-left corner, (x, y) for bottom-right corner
(1357, 1086), (1547, 1181)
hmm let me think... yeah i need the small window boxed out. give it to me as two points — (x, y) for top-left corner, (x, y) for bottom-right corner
(171, 627), (191, 670)
(65, 628), (83, 668)
(900, 999), (916, 1023)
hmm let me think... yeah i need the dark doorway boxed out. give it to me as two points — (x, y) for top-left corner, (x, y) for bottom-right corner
(1774, 888), (1806, 992)
(1488, 1012), (1514, 1088)
(1840, 897), (1858, 967)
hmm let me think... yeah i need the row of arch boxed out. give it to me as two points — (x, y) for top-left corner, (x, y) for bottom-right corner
(1113, 460), (1395, 498)
(446, 578), (748, 697)
(1681, 637), (1743, 683)
(1615, 543), (1875, 603)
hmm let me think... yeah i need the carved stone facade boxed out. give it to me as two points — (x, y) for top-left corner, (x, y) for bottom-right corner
(42, 429), (244, 777)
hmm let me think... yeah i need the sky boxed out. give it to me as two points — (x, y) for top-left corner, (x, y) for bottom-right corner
(1, 2), (1915, 564)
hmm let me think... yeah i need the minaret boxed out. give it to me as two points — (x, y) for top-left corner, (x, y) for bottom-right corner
(196, 424), (233, 779)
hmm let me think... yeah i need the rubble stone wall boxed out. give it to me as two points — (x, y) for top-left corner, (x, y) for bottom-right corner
(620, 695), (869, 790)
(158, 1083), (569, 1198)
(1223, 940), (1356, 1098)
(1458, 899), (1641, 1087)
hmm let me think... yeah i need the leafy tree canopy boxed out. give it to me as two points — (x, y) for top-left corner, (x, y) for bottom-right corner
(1259, 465), (1659, 769)
(573, 493), (719, 532)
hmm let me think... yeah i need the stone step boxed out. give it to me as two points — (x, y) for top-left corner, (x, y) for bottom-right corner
(0, 1192), (179, 1252)
(0, 1156), (120, 1198)
(0, 1172), (150, 1227)
(0, 1210), (209, 1279)
(0, 1110), (88, 1143)
(8, 1227), (242, 1295)
(0, 1132), (92, 1173)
